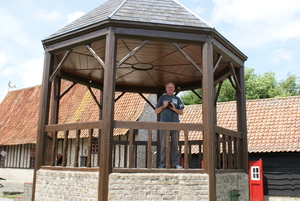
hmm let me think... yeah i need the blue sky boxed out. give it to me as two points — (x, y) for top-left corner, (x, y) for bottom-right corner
(1, 0), (300, 102)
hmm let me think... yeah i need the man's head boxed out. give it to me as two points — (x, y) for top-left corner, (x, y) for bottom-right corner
(165, 82), (175, 96)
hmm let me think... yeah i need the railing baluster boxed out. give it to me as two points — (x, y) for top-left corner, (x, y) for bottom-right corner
(147, 129), (152, 169)
(228, 136), (233, 169)
(112, 144), (116, 167)
(199, 144), (203, 168)
(222, 134), (227, 169)
(184, 130), (189, 169)
(51, 131), (57, 166)
(87, 128), (93, 167)
(124, 144), (128, 168)
(166, 130), (171, 169)
(62, 130), (69, 167)
(233, 137), (238, 169)
(237, 138), (243, 169)
(128, 129), (134, 168)
(74, 129), (80, 167)
(216, 133), (220, 169)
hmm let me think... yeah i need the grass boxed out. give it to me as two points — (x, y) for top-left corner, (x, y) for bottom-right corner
(3, 193), (23, 199)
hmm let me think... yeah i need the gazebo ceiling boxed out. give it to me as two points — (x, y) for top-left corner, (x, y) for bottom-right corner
(43, 0), (247, 94)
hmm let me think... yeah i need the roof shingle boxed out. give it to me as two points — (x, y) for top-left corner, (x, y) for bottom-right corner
(45, 0), (211, 40)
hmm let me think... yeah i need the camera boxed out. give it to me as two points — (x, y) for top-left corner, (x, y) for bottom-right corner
(168, 101), (173, 108)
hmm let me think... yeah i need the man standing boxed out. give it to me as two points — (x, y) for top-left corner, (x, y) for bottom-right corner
(155, 82), (184, 169)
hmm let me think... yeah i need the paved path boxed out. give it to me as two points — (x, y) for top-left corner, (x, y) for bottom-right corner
(0, 180), (24, 200)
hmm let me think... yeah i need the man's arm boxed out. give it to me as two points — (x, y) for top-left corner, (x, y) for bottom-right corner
(169, 102), (184, 115)
(170, 107), (183, 115)
(155, 101), (168, 114)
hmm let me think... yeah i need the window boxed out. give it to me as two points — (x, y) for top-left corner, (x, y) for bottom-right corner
(92, 139), (98, 153)
(251, 166), (260, 180)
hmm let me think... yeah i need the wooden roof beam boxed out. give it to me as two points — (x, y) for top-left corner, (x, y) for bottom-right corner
(86, 45), (105, 69)
(60, 82), (76, 98)
(87, 86), (102, 110)
(213, 54), (222, 73)
(172, 42), (203, 75)
(49, 50), (72, 82)
(138, 93), (156, 110)
(117, 40), (149, 68)
(191, 89), (202, 100)
(214, 81), (223, 106)
(115, 92), (126, 102)
(214, 71), (231, 85)
(229, 62), (241, 93)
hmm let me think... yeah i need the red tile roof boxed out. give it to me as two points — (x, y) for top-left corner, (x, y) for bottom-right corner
(0, 81), (147, 145)
(0, 85), (41, 145)
(181, 96), (300, 153)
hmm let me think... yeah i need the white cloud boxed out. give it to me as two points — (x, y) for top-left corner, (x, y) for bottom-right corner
(37, 9), (63, 22)
(272, 49), (293, 64)
(211, 0), (300, 47)
(66, 11), (85, 24)
(21, 58), (44, 87)
(0, 51), (8, 69)
(0, 8), (31, 47)
(192, 6), (206, 15)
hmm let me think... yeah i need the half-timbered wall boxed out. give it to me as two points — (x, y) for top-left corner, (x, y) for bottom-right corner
(1, 144), (35, 168)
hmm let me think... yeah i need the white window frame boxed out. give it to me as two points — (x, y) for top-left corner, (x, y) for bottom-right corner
(251, 166), (260, 180)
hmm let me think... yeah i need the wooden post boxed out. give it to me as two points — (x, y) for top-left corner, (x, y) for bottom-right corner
(62, 130), (69, 167)
(32, 52), (53, 201)
(50, 76), (61, 166)
(74, 129), (80, 167)
(202, 38), (216, 201)
(236, 66), (248, 172)
(97, 90), (103, 167)
(98, 27), (117, 201)
(87, 128), (93, 167)
(156, 92), (163, 168)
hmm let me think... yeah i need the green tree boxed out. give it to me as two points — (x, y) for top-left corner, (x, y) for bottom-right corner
(180, 68), (300, 105)
(277, 73), (300, 96)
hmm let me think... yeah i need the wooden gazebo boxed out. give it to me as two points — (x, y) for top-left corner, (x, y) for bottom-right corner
(33, 0), (248, 200)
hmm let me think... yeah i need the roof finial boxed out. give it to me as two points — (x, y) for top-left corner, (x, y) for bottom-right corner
(8, 81), (16, 91)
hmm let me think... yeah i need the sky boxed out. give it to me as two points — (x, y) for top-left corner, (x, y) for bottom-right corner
(1, 0), (300, 102)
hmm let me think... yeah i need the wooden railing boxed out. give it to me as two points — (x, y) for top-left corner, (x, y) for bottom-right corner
(214, 126), (242, 170)
(44, 121), (243, 170)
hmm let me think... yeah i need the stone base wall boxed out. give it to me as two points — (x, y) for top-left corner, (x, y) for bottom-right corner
(24, 182), (33, 201)
(34, 170), (253, 201)
(108, 173), (209, 200)
(216, 172), (249, 201)
(35, 169), (98, 201)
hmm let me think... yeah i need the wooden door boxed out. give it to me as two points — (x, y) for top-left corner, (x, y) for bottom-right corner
(249, 158), (264, 201)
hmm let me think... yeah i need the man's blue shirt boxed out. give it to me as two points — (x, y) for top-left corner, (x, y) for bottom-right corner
(156, 94), (184, 122)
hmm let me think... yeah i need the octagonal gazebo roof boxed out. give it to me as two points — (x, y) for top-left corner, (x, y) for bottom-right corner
(42, 0), (247, 94)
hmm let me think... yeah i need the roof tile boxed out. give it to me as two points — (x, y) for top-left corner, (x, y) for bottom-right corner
(0, 81), (147, 145)
(181, 96), (300, 153)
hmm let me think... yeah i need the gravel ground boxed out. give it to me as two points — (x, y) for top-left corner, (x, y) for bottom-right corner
(0, 180), (24, 200)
